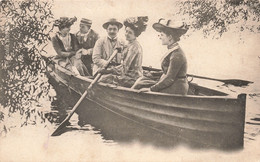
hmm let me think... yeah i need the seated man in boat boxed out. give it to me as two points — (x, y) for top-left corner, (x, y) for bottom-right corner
(92, 18), (125, 76)
(97, 16), (148, 88)
(75, 18), (99, 76)
(52, 17), (89, 76)
(132, 18), (189, 95)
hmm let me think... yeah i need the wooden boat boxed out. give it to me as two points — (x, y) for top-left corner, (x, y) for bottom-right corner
(47, 62), (246, 150)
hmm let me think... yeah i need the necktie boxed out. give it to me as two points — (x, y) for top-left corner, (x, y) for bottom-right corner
(109, 38), (117, 48)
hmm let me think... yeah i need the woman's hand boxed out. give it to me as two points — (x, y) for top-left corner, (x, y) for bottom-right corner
(97, 68), (113, 74)
(138, 88), (151, 93)
(81, 48), (93, 55)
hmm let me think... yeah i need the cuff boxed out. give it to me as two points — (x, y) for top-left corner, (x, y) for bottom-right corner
(150, 84), (159, 92)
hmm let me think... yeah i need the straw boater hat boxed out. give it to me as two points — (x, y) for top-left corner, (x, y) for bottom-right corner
(102, 18), (123, 29)
(80, 18), (92, 26)
(54, 17), (77, 29)
(152, 18), (189, 36)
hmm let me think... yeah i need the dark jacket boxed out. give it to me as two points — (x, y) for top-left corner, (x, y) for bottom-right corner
(150, 44), (189, 95)
(51, 33), (79, 58)
(75, 29), (99, 50)
(75, 29), (99, 75)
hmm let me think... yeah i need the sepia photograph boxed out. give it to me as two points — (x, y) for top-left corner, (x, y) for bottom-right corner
(0, 0), (260, 161)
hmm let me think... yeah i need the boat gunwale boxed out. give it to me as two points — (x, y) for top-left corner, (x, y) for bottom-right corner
(54, 64), (242, 100)
(94, 85), (244, 113)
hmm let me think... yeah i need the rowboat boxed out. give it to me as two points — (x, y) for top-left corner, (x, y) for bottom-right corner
(46, 61), (246, 150)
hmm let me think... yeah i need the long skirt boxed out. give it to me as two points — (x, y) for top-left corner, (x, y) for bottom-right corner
(132, 76), (189, 95)
(98, 74), (137, 88)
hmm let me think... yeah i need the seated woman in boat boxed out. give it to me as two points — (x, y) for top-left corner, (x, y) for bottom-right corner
(52, 17), (89, 76)
(132, 19), (189, 95)
(98, 16), (148, 88)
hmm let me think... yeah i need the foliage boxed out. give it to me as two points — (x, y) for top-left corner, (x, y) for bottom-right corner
(0, 0), (54, 131)
(175, 0), (260, 37)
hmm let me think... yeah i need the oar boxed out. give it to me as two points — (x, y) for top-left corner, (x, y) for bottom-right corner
(51, 49), (119, 136)
(142, 66), (253, 87)
(187, 74), (253, 86)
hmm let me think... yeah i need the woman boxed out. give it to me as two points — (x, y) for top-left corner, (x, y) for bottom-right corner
(98, 16), (148, 88)
(132, 18), (189, 95)
(52, 17), (89, 76)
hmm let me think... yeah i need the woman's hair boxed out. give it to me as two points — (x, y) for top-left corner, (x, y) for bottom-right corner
(124, 16), (148, 37)
(162, 28), (181, 42)
(125, 25), (140, 37)
(58, 24), (71, 31)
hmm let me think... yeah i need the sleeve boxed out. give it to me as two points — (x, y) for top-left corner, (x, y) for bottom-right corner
(51, 36), (72, 58)
(150, 52), (184, 92)
(86, 32), (100, 55)
(94, 32), (100, 42)
(123, 46), (139, 74)
(71, 34), (80, 51)
(92, 38), (107, 68)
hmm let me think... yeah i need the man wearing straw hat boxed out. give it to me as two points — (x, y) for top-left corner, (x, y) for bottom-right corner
(92, 18), (125, 75)
(75, 18), (99, 76)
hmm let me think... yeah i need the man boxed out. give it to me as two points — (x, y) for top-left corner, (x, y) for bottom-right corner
(92, 18), (125, 75)
(75, 18), (99, 75)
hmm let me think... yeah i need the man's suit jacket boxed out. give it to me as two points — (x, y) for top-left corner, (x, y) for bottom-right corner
(92, 36), (125, 74)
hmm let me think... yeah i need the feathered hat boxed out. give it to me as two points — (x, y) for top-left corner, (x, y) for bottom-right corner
(124, 16), (149, 37)
(152, 18), (189, 37)
(54, 17), (77, 29)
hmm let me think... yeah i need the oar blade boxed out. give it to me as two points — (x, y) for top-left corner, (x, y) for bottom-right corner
(51, 119), (70, 136)
(223, 79), (253, 87)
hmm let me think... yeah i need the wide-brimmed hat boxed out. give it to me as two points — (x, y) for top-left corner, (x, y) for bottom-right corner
(124, 16), (148, 37)
(152, 18), (188, 36)
(54, 17), (77, 29)
(80, 18), (92, 26)
(102, 18), (123, 29)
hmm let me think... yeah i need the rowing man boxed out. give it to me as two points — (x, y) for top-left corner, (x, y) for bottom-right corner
(92, 18), (125, 75)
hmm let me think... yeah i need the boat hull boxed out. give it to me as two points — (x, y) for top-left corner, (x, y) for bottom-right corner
(48, 64), (246, 149)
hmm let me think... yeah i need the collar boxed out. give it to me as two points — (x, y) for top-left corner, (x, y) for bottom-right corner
(160, 43), (180, 64)
(167, 42), (179, 49)
(57, 32), (70, 40)
(128, 38), (137, 44)
(107, 36), (118, 41)
(77, 29), (91, 37)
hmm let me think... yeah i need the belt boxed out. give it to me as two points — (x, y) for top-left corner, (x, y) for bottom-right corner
(177, 75), (187, 79)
